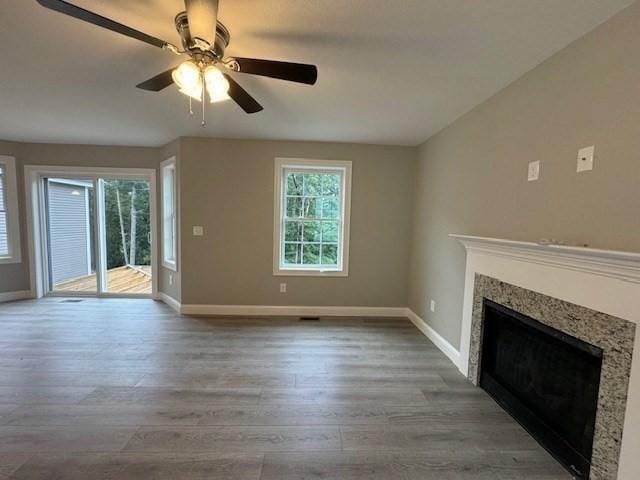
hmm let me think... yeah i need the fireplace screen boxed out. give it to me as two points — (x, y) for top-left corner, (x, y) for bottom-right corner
(480, 299), (603, 479)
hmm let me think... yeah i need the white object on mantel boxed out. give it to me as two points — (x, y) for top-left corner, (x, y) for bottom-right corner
(451, 233), (640, 480)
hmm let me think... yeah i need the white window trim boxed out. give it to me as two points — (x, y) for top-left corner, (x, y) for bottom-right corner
(273, 157), (352, 277)
(161, 157), (178, 272)
(0, 155), (21, 264)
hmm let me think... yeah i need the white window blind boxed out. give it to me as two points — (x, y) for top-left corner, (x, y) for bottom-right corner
(0, 156), (20, 263)
(0, 166), (8, 256)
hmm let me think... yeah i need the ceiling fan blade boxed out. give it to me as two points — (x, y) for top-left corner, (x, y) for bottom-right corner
(136, 69), (176, 92)
(184, 0), (219, 48)
(35, 0), (168, 49)
(229, 58), (318, 85)
(223, 74), (263, 114)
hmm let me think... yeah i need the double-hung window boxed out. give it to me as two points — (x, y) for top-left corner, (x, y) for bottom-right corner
(274, 158), (352, 276)
(161, 157), (177, 270)
(0, 155), (21, 264)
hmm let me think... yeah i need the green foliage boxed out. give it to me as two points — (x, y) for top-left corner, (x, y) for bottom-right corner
(283, 171), (341, 267)
(103, 180), (150, 269)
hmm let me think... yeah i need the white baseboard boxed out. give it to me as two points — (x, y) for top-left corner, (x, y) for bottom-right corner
(405, 308), (461, 369)
(180, 304), (407, 318)
(157, 296), (406, 318)
(0, 290), (32, 304)
(157, 292), (181, 313)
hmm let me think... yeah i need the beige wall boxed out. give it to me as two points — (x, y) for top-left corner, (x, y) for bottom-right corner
(179, 137), (415, 307)
(0, 142), (160, 294)
(0, 136), (414, 307)
(408, 1), (640, 349)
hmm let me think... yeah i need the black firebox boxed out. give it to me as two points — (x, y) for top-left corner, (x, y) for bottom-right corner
(480, 299), (603, 479)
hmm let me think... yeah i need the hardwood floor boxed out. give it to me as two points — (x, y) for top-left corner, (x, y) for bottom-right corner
(0, 298), (570, 479)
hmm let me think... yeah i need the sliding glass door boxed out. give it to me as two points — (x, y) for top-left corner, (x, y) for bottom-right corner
(41, 172), (153, 297)
(101, 179), (152, 295)
(44, 177), (98, 294)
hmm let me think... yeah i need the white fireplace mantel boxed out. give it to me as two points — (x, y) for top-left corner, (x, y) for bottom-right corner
(450, 234), (640, 284)
(451, 233), (640, 480)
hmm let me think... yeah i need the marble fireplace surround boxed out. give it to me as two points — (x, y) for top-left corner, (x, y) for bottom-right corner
(469, 274), (634, 479)
(451, 235), (640, 480)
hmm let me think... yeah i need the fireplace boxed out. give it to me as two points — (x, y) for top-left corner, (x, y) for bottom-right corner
(480, 299), (603, 479)
(465, 274), (635, 480)
(451, 235), (639, 479)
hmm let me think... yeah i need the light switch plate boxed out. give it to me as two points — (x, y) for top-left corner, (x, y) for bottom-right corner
(193, 226), (204, 236)
(528, 161), (540, 181)
(280, 283), (287, 293)
(577, 146), (595, 172)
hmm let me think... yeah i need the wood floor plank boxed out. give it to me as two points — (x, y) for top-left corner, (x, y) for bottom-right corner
(0, 372), (145, 387)
(0, 426), (137, 453)
(0, 405), (20, 418)
(384, 404), (513, 425)
(79, 387), (261, 406)
(0, 387), (95, 405)
(195, 405), (390, 426)
(261, 450), (569, 480)
(295, 373), (449, 389)
(123, 426), (341, 453)
(260, 388), (429, 405)
(136, 373), (295, 388)
(9, 453), (264, 480)
(0, 405), (205, 427)
(0, 453), (30, 479)
(341, 424), (543, 452)
(27, 361), (187, 374)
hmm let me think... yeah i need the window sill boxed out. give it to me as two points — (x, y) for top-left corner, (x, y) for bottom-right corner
(162, 260), (178, 272)
(0, 255), (21, 265)
(273, 268), (349, 277)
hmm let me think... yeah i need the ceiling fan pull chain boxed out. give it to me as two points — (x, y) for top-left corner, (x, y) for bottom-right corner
(201, 78), (207, 127)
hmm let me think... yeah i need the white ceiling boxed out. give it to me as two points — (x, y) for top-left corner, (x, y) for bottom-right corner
(0, 0), (632, 147)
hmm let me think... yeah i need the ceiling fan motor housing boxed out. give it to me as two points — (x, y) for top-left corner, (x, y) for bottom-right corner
(175, 11), (230, 61)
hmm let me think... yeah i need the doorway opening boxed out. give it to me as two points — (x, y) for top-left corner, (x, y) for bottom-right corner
(26, 167), (157, 299)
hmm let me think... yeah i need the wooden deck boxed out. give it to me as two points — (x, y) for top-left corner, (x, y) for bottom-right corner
(55, 265), (152, 294)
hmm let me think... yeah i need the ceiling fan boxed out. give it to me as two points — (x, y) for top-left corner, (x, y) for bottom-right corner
(35, 0), (318, 124)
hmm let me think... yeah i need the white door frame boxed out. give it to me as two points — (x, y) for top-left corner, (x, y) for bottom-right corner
(24, 165), (158, 299)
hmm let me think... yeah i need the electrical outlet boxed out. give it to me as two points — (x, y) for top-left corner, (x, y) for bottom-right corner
(528, 161), (540, 181)
(193, 226), (204, 236)
(280, 283), (287, 293)
(169, 274), (173, 286)
(430, 299), (436, 312)
(577, 146), (594, 172)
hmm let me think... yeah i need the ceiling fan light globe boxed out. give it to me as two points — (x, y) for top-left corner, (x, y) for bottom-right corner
(172, 61), (203, 99)
(179, 86), (203, 101)
(209, 91), (231, 103)
(204, 66), (230, 103)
